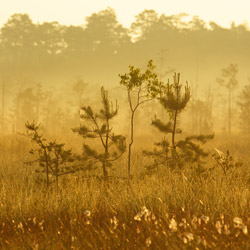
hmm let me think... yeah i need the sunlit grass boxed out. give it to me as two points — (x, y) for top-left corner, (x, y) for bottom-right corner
(0, 135), (249, 249)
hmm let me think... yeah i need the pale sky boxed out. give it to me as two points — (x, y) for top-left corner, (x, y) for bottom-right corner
(0, 0), (250, 28)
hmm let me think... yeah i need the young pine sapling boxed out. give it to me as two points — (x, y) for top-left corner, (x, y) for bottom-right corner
(72, 87), (126, 178)
(26, 122), (79, 188)
(144, 73), (214, 171)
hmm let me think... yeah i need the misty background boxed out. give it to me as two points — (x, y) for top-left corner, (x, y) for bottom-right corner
(0, 8), (249, 138)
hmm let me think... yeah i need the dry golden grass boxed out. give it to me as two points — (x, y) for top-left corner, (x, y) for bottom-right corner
(0, 134), (250, 249)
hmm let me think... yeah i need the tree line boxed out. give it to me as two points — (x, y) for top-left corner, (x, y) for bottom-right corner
(0, 8), (250, 81)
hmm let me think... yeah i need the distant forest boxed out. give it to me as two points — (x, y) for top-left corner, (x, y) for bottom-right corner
(0, 8), (250, 135)
(0, 8), (249, 86)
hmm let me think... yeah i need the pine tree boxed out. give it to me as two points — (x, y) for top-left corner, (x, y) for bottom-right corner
(72, 87), (126, 178)
(26, 121), (78, 188)
(144, 73), (213, 171)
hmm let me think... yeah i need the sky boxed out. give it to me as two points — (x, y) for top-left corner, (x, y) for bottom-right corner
(0, 0), (250, 28)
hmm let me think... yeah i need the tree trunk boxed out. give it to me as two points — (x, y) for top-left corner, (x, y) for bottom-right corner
(128, 111), (135, 177)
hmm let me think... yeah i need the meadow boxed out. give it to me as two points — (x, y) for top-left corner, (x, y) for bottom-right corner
(1, 6), (250, 250)
(0, 133), (249, 249)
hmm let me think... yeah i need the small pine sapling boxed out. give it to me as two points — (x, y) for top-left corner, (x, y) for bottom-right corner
(72, 87), (126, 178)
(119, 60), (162, 176)
(144, 73), (213, 171)
(26, 121), (79, 188)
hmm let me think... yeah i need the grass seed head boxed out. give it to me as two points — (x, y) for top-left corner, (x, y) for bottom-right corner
(169, 218), (178, 232)
(145, 237), (152, 247)
(233, 217), (243, 228)
(201, 215), (209, 224)
(242, 225), (248, 235)
(84, 210), (91, 217)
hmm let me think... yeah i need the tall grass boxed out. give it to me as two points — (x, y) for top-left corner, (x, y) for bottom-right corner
(0, 134), (249, 249)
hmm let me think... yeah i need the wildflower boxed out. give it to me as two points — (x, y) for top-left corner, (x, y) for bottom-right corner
(233, 217), (243, 228)
(39, 220), (44, 226)
(134, 213), (142, 221)
(33, 217), (37, 225)
(201, 215), (209, 224)
(215, 221), (222, 234)
(84, 210), (91, 217)
(186, 232), (194, 241)
(145, 237), (152, 247)
(17, 222), (24, 233)
(182, 236), (188, 244)
(169, 218), (178, 232)
(141, 206), (151, 221)
(179, 218), (188, 229)
(134, 206), (152, 221)
(183, 232), (194, 243)
(39, 220), (44, 231)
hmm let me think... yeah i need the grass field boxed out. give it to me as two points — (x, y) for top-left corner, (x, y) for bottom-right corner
(0, 134), (250, 249)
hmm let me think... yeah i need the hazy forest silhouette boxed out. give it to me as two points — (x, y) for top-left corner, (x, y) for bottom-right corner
(1, 8), (249, 82)
(0, 7), (250, 134)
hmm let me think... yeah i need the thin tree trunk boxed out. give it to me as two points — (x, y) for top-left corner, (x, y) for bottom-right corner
(172, 110), (177, 151)
(128, 111), (134, 177)
(171, 78), (179, 167)
(103, 118), (109, 178)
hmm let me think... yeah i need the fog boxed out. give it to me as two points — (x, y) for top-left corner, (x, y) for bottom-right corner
(0, 8), (249, 138)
